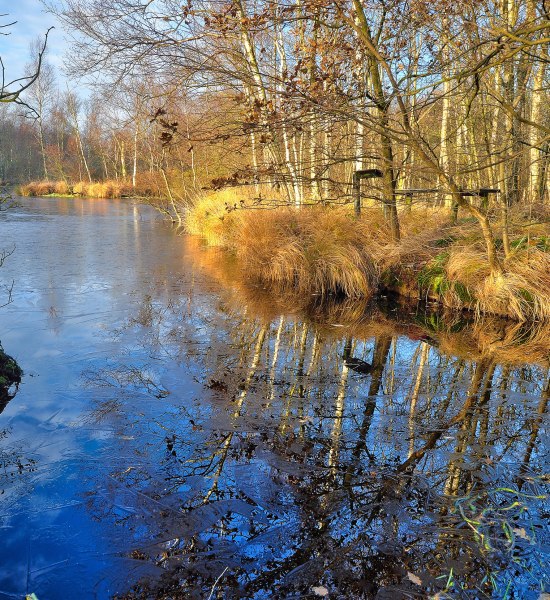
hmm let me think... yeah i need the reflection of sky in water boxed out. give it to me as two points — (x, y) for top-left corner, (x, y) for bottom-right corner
(0, 198), (547, 599)
(0, 198), (200, 598)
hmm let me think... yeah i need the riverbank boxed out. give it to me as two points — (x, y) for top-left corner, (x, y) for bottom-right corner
(186, 235), (550, 367)
(187, 190), (550, 322)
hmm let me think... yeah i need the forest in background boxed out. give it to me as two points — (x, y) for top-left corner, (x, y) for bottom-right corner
(2, 1), (548, 209)
(1, 0), (550, 319)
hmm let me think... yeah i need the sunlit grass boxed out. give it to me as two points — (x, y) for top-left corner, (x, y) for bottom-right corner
(187, 192), (379, 297)
(173, 187), (550, 321)
(18, 178), (163, 199)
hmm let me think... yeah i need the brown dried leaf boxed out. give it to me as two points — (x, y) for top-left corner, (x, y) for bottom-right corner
(407, 572), (422, 586)
(513, 527), (529, 540)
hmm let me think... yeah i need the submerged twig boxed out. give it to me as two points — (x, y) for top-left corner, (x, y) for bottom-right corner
(207, 566), (229, 600)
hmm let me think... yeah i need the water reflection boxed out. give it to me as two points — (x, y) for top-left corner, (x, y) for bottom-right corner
(89, 267), (548, 599)
(0, 199), (547, 599)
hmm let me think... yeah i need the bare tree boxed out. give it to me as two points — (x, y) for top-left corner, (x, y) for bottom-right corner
(0, 16), (52, 110)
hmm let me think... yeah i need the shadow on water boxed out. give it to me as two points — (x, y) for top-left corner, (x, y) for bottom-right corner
(0, 200), (547, 599)
(86, 242), (548, 600)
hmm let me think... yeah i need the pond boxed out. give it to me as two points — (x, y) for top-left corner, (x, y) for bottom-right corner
(0, 197), (548, 599)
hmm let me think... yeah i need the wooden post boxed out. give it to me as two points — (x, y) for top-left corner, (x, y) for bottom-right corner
(479, 188), (500, 211)
(352, 168), (383, 216)
(405, 191), (413, 213)
(353, 171), (361, 217)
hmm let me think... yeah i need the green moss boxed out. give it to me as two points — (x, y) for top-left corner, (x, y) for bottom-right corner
(453, 282), (475, 303)
(511, 236), (528, 250)
(518, 288), (534, 304)
(0, 349), (22, 388)
(425, 312), (444, 332)
(535, 236), (549, 252)
(380, 269), (400, 288)
(509, 235), (549, 252)
(417, 252), (449, 296)
(434, 235), (456, 248)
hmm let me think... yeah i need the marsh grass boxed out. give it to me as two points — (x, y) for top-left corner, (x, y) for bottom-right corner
(233, 207), (378, 297)
(18, 179), (160, 199)
(162, 187), (550, 321)
(186, 186), (287, 245)
(18, 181), (62, 197)
(187, 236), (550, 366)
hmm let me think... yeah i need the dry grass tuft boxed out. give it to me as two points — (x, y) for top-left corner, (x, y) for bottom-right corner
(18, 181), (60, 196)
(186, 192), (378, 297)
(19, 179), (159, 199)
(186, 186), (287, 246)
(192, 231), (550, 365)
(53, 181), (70, 195)
(233, 207), (378, 297)
(72, 181), (85, 196)
(441, 247), (550, 321)
(477, 250), (550, 321)
(185, 191), (241, 246)
(77, 180), (135, 198)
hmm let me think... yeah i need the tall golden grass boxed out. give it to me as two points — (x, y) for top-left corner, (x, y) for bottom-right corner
(188, 192), (378, 297)
(186, 234), (550, 366)
(18, 179), (161, 199)
(234, 208), (378, 297)
(186, 188), (550, 321)
(185, 190), (242, 245)
(442, 247), (550, 321)
(18, 180), (72, 196)
(186, 186), (288, 245)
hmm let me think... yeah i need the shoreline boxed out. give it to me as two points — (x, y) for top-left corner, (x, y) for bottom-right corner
(16, 179), (163, 201)
(186, 196), (550, 323)
(13, 185), (550, 323)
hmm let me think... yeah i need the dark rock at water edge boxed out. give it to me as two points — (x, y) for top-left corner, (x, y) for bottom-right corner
(0, 344), (23, 414)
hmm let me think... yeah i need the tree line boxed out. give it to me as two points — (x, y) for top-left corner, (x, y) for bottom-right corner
(1, 1), (549, 269)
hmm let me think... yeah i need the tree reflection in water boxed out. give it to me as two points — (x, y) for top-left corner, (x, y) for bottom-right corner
(0, 206), (544, 598)
(52, 232), (549, 599)
(77, 273), (550, 600)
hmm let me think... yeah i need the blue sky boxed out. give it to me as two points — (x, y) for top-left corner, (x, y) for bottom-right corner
(0, 0), (66, 88)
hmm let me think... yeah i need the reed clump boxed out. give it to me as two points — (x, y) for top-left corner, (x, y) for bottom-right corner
(187, 192), (378, 297)
(18, 181), (61, 196)
(233, 207), (378, 297)
(185, 190), (244, 245)
(187, 188), (550, 321)
(186, 186), (287, 245)
(187, 235), (550, 366)
(19, 179), (161, 199)
(409, 244), (550, 321)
